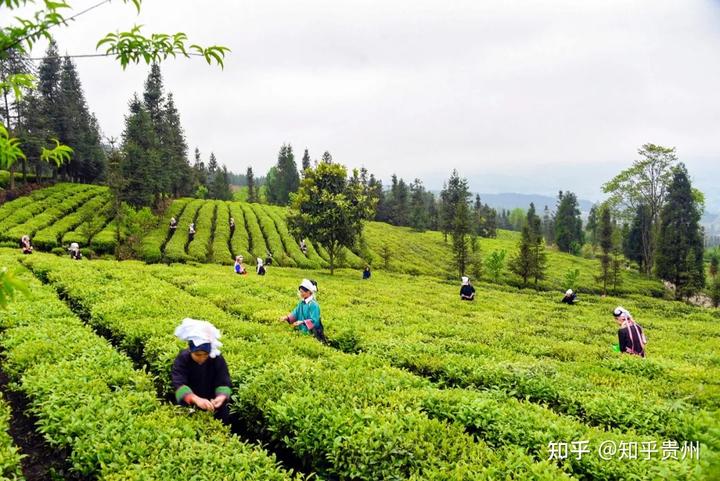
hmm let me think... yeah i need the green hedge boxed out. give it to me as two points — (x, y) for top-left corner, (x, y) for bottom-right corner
(0, 392), (23, 481)
(32, 192), (111, 250)
(0, 183), (82, 233)
(187, 201), (215, 263)
(22, 255), (574, 481)
(140, 198), (190, 263)
(211, 201), (233, 265)
(164, 199), (203, 263)
(2, 186), (103, 243)
(240, 203), (269, 261)
(228, 202), (253, 262)
(1, 253), (293, 480)
(249, 203), (296, 267)
(262, 205), (321, 269)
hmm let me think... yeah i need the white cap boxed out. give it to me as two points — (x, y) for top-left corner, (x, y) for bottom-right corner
(299, 278), (317, 293)
(566, 289), (573, 295)
(461, 276), (469, 285)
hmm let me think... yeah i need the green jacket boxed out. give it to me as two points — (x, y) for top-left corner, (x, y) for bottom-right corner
(290, 297), (322, 334)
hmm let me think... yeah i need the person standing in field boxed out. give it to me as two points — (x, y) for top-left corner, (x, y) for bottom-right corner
(612, 306), (647, 357)
(281, 279), (327, 343)
(229, 217), (235, 236)
(256, 257), (266, 276)
(234, 255), (246, 275)
(561, 289), (577, 304)
(460, 276), (475, 301)
(169, 216), (178, 232)
(188, 222), (196, 242)
(68, 242), (82, 260)
(172, 318), (232, 424)
(299, 239), (307, 255)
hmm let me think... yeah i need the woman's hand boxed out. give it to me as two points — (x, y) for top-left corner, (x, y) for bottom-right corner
(211, 395), (228, 409)
(190, 395), (215, 412)
(292, 320), (302, 327)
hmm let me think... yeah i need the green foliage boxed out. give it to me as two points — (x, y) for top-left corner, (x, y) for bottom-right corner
(0, 124), (25, 171)
(509, 204), (547, 287)
(485, 249), (506, 282)
(0, 392), (24, 480)
(563, 268), (580, 291)
(239, 202), (269, 260)
(227, 202), (252, 261)
(710, 277), (720, 308)
(0, 266), (28, 308)
(288, 162), (375, 273)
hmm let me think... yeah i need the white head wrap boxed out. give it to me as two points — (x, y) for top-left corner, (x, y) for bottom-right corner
(299, 278), (317, 293)
(461, 276), (469, 286)
(566, 289), (573, 295)
(257, 257), (263, 266)
(174, 318), (223, 358)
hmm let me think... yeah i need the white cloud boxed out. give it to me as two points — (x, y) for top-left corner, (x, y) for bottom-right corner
(19, 0), (720, 206)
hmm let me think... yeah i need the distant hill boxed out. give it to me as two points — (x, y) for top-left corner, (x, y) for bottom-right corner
(474, 193), (596, 214)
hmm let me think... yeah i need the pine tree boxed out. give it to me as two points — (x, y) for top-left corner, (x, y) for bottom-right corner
(509, 203), (546, 287)
(266, 144), (300, 205)
(554, 190), (584, 254)
(161, 93), (192, 196)
(585, 205), (599, 252)
(120, 94), (161, 207)
(509, 225), (534, 285)
(246, 166), (258, 203)
(143, 63), (164, 125)
(623, 204), (650, 271)
(542, 205), (554, 245)
(57, 56), (105, 182)
(409, 179), (428, 231)
(439, 169), (470, 242)
(321, 151), (333, 164)
(710, 255), (719, 281)
(301, 148), (311, 173)
(452, 198), (472, 277)
(192, 147), (207, 189)
(656, 164), (705, 299)
(597, 206), (613, 295)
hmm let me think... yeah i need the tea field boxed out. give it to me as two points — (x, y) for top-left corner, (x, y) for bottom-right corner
(0, 185), (663, 296)
(0, 249), (717, 480)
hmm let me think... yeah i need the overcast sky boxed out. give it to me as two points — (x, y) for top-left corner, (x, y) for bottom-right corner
(24, 0), (720, 208)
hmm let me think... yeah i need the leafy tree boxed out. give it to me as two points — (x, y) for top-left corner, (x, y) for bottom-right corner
(656, 164), (705, 299)
(508, 207), (526, 231)
(246, 166), (258, 203)
(209, 164), (232, 201)
(0, 47), (33, 184)
(563, 268), (580, 291)
(554, 190), (584, 253)
(485, 250), (506, 283)
(160, 93), (192, 196)
(288, 162), (376, 274)
(321, 150), (333, 164)
(603, 143), (679, 275)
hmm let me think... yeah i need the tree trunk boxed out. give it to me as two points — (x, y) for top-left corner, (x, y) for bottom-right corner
(9, 163), (16, 190)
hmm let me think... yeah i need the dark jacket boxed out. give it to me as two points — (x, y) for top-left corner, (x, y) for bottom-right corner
(618, 323), (646, 357)
(561, 293), (577, 304)
(460, 284), (475, 300)
(171, 349), (232, 404)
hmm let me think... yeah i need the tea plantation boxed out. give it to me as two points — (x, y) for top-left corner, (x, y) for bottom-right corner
(0, 247), (717, 479)
(0, 186), (717, 479)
